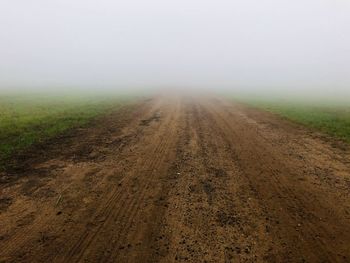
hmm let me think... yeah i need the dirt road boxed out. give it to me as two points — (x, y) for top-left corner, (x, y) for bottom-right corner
(1, 96), (350, 262)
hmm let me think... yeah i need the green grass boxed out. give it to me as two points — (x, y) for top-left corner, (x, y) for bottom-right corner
(235, 97), (350, 142)
(0, 92), (132, 164)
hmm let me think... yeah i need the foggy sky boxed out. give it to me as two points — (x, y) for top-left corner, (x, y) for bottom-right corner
(1, 0), (350, 96)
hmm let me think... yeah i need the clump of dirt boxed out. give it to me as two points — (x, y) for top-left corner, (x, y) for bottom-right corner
(0, 197), (12, 211)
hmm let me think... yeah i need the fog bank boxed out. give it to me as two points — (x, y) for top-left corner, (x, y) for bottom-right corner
(1, 0), (349, 99)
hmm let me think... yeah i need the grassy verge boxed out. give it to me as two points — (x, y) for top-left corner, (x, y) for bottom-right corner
(235, 96), (350, 142)
(0, 92), (133, 164)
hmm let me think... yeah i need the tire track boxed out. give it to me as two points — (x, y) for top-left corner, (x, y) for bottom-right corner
(203, 98), (350, 262)
(156, 100), (272, 262)
(61, 98), (181, 262)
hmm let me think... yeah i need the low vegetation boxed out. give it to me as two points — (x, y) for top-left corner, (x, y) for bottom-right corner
(0, 92), (131, 164)
(237, 97), (350, 142)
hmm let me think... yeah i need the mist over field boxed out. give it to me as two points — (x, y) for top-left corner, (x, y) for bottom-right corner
(3, 2), (350, 261)
(1, 0), (350, 100)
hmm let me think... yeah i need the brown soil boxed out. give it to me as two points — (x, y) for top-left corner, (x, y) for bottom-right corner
(1, 95), (350, 263)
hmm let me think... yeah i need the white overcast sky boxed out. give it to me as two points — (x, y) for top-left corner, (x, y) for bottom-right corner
(0, 0), (349, 95)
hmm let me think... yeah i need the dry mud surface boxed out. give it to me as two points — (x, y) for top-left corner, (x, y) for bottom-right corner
(1, 96), (350, 263)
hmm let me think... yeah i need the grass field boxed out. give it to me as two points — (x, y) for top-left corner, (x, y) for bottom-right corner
(237, 97), (350, 142)
(0, 92), (131, 164)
